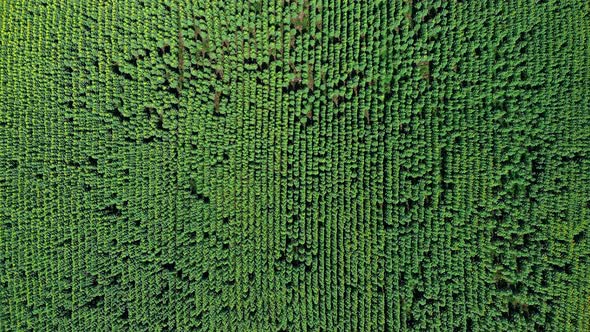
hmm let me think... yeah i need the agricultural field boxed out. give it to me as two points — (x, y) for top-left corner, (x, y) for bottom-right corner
(1, 0), (589, 331)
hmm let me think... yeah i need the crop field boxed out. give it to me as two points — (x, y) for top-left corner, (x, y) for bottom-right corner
(1, 0), (589, 331)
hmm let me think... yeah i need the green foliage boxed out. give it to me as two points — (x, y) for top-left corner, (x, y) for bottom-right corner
(1, 0), (589, 331)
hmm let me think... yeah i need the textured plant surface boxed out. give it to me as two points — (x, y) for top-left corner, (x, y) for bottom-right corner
(1, 0), (589, 331)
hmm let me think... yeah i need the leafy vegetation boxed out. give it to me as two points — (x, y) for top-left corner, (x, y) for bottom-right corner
(1, 0), (589, 331)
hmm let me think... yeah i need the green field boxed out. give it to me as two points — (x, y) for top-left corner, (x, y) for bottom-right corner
(1, 0), (589, 331)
